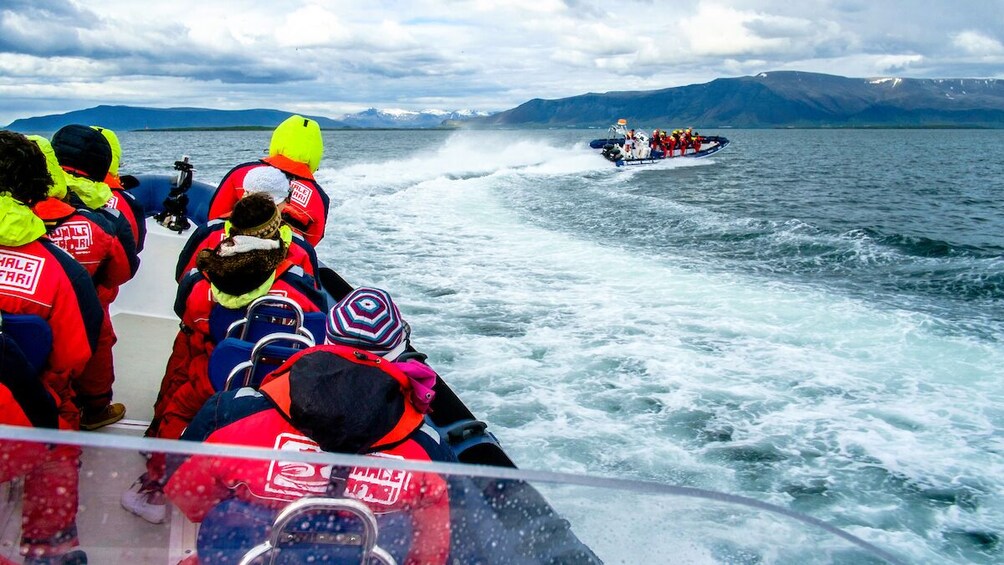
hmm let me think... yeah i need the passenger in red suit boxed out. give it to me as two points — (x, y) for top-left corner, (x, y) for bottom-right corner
(123, 192), (327, 525)
(0, 131), (103, 428)
(0, 352), (86, 565)
(30, 136), (132, 430)
(50, 125), (139, 282)
(92, 126), (146, 253)
(165, 345), (452, 565)
(175, 166), (320, 282)
(0, 130), (101, 564)
(208, 115), (329, 246)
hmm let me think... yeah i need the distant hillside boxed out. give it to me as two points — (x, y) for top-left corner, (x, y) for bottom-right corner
(6, 105), (349, 133)
(5, 105), (495, 132)
(476, 71), (1004, 128)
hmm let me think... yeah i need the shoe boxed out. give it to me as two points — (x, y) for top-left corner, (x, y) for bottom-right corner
(121, 474), (166, 524)
(80, 403), (126, 431)
(23, 549), (88, 564)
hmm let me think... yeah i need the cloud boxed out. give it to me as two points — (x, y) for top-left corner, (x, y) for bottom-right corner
(952, 30), (1004, 56)
(2, 0), (1004, 126)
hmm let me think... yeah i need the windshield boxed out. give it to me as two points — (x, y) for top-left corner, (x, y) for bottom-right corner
(0, 426), (902, 564)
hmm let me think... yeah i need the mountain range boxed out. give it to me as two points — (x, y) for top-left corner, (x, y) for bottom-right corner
(8, 71), (1004, 131)
(476, 71), (1004, 128)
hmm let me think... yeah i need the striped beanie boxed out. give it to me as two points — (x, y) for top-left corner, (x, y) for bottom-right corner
(325, 287), (410, 359)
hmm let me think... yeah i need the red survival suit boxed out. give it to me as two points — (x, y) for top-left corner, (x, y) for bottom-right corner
(34, 198), (134, 413)
(0, 199), (102, 559)
(165, 346), (452, 565)
(0, 241), (102, 427)
(209, 159), (329, 247)
(0, 356), (80, 560)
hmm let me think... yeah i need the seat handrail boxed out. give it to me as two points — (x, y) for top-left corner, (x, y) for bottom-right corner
(250, 332), (315, 358)
(226, 296), (307, 340)
(224, 333), (316, 391)
(239, 296), (306, 340)
(237, 497), (397, 565)
(223, 360), (254, 391)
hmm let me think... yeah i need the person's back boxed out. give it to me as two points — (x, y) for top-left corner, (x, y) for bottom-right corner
(36, 131), (130, 429)
(166, 345), (453, 565)
(124, 192), (327, 525)
(208, 115), (329, 246)
(51, 125), (140, 283)
(0, 131), (103, 428)
(176, 166), (320, 282)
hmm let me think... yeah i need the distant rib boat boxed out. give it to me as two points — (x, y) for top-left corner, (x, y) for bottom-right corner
(589, 121), (730, 167)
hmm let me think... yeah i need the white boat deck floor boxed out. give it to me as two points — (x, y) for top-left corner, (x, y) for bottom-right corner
(109, 311), (181, 426)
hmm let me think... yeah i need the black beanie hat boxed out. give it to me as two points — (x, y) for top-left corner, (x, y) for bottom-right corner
(51, 124), (112, 182)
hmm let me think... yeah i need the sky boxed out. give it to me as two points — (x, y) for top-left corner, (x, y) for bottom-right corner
(2, 0), (1004, 125)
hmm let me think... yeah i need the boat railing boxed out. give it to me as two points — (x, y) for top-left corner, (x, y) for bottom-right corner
(0, 427), (908, 564)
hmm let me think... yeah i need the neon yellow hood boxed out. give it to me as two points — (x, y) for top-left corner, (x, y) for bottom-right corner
(92, 126), (122, 176)
(269, 115), (323, 173)
(65, 171), (112, 209)
(0, 194), (46, 246)
(26, 135), (67, 200)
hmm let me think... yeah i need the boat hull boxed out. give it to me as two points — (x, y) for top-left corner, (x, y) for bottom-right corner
(594, 135), (730, 166)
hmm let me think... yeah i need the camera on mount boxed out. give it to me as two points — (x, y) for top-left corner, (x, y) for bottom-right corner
(154, 155), (196, 233)
(172, 155), (195, 189)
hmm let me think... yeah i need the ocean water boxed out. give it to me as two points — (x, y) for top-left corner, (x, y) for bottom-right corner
(119, 128), (1002, 563)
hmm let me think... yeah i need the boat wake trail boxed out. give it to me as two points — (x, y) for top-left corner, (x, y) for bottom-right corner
(319, 131), (615, 194)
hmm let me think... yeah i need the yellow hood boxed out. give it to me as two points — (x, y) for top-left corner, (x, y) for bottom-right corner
(65, 171), (112, 209)
(26, 135), (67, 200)
(269, 115), (323, 174)
(0, 194), (46, 246)
(92, 126), (122, 176)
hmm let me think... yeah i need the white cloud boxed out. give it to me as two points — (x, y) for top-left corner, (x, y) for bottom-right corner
(952, 30), (1004, 56)
(275, 4), (352, 48)
(2, 0), (1004, 126)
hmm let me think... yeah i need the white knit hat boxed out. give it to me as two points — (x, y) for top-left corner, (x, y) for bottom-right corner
(241, 165), (290, 202)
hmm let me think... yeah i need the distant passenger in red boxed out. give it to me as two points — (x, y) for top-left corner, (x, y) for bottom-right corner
(50, 125), (139, 430)
(208, 115), (329, 246)
(92, 126), (147, 253)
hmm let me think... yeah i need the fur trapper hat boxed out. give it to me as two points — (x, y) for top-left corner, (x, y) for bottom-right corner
(197, 192), (286, 295)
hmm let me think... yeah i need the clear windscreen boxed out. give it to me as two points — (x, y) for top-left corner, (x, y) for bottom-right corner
(0, 426), (902, 564)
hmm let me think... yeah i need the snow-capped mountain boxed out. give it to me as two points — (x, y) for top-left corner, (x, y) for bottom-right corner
(338, 108), (493, 128)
